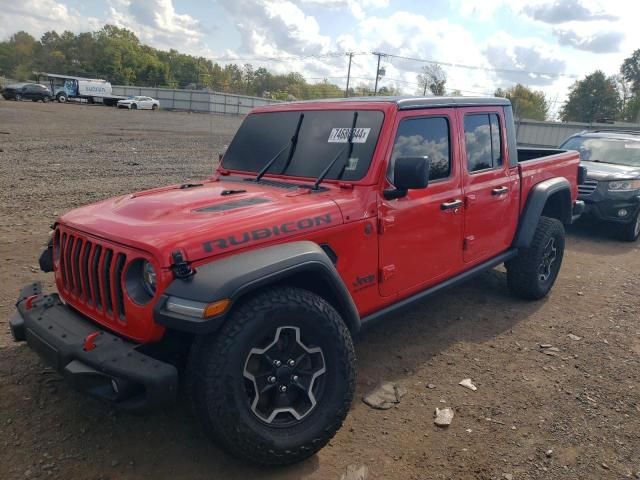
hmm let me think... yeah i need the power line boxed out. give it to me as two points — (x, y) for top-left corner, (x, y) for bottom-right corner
(377, 52), (579, 79)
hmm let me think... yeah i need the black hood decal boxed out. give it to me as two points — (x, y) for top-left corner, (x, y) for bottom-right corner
(195, 197), (271, 212)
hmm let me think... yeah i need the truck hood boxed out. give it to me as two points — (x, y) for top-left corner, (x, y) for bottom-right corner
(582, 160), (640, 181)
(58, 178), (344, 266)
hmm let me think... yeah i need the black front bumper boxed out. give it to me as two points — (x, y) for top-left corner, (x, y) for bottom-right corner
(10, 283), (177, 411)
(579, 188), (640, 224)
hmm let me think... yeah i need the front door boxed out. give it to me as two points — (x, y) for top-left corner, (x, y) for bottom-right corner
(378, 110), (464, 297)
(457, 108), (519, 263)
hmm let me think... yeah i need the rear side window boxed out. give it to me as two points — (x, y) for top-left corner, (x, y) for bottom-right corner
(388, 117), (451, 183)
(464, 113), (503, 173)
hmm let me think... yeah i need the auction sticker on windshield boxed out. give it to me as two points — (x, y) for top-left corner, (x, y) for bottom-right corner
(328, 127), (371, 143)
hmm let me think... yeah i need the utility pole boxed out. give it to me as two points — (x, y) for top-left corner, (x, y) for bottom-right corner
(345, 52), (353, 98)
(373, 52), (383, 95)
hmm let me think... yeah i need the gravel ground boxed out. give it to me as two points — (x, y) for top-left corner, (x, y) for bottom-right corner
(1, 100), (639, 480)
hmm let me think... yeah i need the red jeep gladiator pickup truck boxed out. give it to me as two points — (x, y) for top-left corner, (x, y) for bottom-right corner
(10, 96), (584, 465)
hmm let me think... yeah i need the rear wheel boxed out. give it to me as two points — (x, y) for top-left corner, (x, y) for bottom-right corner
(619, 211), (640, 242)
(15, 94), (21, 101)
(56, 93), (67, 103)
(188, 286), (356, 465)
(506, 216), (565, 300)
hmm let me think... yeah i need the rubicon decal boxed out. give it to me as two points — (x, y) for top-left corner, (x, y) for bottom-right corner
(203, 214), (333, 252)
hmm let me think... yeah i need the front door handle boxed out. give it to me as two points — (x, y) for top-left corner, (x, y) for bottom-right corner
(492, 186), (509, 195)
(441, 199), (463, 211)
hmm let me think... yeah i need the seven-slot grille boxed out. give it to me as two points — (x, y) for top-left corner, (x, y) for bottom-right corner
(578, 178), (598, 196)
(56, 228), (128, 323)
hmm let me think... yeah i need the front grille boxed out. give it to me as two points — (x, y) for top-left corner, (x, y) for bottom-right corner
(57, 228), (128, 323)
(578, 178), (598, 196)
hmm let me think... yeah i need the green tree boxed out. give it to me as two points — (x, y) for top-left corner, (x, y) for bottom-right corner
(621, 49), (640, 94)
(495, 84), (549, 121)
(560, 71), (621, 123)
(417, 64), (446, 96)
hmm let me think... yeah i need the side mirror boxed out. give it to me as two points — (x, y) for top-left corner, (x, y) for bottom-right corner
(384, 156), (430, 200)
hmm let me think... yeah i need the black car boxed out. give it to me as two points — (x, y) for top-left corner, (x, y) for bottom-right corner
(1, 83), (52, 102)
(560, 130), (640, 241)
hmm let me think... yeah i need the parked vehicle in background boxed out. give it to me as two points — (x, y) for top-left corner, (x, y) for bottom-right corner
(117, 96), (160, 110)
(11, 96), (583, 466)
(37, 73), (126, 106)
(2, 83), (52, 102)
(560, 130), (640, 241)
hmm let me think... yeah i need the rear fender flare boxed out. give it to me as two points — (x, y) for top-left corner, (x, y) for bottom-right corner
(154, 241), (360, 335)
(513, 177), (571, 248)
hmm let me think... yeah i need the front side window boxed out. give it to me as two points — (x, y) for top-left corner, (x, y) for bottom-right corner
(222, 110), (384, 181)
(387, 116), (451, 183)
(464, 113), (503, 173)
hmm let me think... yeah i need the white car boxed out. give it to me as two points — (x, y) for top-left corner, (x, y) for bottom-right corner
(117, 96), (160, 110)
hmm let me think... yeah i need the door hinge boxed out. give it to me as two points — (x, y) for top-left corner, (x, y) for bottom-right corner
(380, 264), (396, 281)
(463, 235), (475, 251)
(377, 216), (395, 234)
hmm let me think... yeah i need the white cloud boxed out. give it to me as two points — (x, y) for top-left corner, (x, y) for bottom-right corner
(0, 0), (100, 40)
(107, 0), (204, 53)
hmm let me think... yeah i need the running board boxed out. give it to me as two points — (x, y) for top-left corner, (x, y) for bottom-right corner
(359, 249), (518, 332)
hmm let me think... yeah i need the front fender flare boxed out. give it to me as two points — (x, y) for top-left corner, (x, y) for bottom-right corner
(154, 241), (360, 334)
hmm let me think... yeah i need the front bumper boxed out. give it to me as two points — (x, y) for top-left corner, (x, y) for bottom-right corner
(581, 195), (640, 224)
(10, 283), (177, 411)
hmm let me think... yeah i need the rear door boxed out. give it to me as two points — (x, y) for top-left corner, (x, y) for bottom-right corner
(457, 108), (519, 263)
(378, 109), (464, 297)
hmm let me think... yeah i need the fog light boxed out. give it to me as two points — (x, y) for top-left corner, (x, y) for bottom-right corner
(617, 209), (628, 217)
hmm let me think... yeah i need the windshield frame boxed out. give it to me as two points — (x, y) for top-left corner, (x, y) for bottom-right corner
(219, 102), (396, 186)
(561, 134), (640, 168)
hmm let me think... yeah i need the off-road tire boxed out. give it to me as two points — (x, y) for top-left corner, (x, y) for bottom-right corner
(506, 216), (565, 300)
(618, 211), (640, 242)
(187, 286), (356, 466)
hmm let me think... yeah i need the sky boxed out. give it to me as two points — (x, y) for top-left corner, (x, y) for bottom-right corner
(1, 0), (638, 117)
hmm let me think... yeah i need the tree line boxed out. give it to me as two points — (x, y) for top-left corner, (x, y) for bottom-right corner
(1, 24), (640, 122)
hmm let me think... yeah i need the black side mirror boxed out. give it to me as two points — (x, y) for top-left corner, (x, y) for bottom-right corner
(384, 156), (430, 200)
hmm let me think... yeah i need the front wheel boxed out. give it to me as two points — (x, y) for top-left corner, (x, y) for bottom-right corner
(619, 211), (640, 242)
(188, 286), (356, 465)
(506, 216), (565, 300)
(152, 104), (158, 110)
(131, 103), (137, 110)
(42, 97), (49, 103)
(15, 94), (21, 101)
(57, 94), (67, 103)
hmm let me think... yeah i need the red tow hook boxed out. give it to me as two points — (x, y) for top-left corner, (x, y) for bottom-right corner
(24, 294), (39, 310)
(83, 332), (101, 352)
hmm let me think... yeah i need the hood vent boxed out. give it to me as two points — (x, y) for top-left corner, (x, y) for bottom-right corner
(195, 197), (271, 213)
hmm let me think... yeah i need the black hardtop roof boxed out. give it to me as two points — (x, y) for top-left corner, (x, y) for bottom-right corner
(279, 96), (511, 110)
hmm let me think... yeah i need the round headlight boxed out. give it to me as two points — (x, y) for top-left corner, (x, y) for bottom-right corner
(142, 261), (157, 296)
(125, 259), (157, 305)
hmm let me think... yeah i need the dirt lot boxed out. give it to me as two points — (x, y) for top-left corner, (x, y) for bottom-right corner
(1, 100), (639, 480)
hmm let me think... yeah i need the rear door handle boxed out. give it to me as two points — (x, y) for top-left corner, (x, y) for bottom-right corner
(440, 199), (463, 211)
(492, 186), (509, 195)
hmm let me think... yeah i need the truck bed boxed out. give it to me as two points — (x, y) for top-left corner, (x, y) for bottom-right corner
(516, 148), (581, 214)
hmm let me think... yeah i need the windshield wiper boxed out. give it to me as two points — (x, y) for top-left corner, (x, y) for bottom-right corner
(312, 112), (358, 190)
(255, 113), (304, 182)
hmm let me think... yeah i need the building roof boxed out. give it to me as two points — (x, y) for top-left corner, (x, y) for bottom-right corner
(282, 95), (511, 109)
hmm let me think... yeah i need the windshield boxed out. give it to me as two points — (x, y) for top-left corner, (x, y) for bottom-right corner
(222, 110), (384, 182)
(561, 136), (640, 167)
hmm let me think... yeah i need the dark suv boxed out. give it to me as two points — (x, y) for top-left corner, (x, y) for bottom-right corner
(560, 130), (640, 241)
(2, 83), (52, 102)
